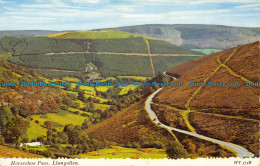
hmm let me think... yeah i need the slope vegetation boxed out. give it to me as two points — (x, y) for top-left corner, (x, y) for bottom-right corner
(0, 145), (44, 158)
(1, 30), (202, 77)
(46, 30), (156, 39)
(153, 41), (260, 155)
(85, 100), (174, 145)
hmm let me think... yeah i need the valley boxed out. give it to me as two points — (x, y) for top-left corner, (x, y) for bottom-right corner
(0, 28), (258, 159)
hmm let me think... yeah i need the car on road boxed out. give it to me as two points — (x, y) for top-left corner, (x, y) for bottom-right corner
(153, 117), (156, 121)
(158, 122), (161, 125)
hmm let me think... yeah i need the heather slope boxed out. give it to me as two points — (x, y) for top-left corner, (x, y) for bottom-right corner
(152, 41), (260, 155)
(85, 100), (174, 145)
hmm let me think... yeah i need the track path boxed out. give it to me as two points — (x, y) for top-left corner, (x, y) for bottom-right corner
(145, 87), (254, 158)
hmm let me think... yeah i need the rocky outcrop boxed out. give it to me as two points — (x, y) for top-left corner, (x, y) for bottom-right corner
(112, 24), (260, 49)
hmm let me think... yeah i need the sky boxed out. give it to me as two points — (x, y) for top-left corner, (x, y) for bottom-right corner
(0, 0), (259, 30)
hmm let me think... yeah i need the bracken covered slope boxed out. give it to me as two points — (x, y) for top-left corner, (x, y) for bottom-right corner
(152, 41), (259, 155)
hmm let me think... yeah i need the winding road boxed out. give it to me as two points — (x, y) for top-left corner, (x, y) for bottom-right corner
(145, 82), (254, 158)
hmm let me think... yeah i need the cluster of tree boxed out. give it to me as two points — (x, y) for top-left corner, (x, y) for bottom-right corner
(9, 53), (90, 71)
(165, 141), (189, 159)
(89, 37), (148, 53)
(28, 123), (109, 158)
(95, 54), (154, 77)
(78, 86), (157, 126)
(0, 61), (76, 117)
(0, 107), (29, 146)
(124, 141), (164, 149)
(35, 70), (82, 80)
(148, 39), (202, 55)
(152, 56), (199, 74)
(0, 37), (83, 56)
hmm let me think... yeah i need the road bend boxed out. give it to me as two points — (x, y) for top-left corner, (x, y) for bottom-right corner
(145, 87), (254, 158)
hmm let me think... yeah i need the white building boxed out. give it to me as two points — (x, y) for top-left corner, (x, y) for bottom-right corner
(20, 142), (42, 146)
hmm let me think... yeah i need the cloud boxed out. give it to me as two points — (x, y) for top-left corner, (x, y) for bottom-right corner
(3, 7), (15, 10)
(71, 0), (100, 4)
(234, 4), (260, 8)
(169, 9), (230, 15)
(130, 0), (258, 5)
(51, 0), (66, 7)
(121, 14), (164, 21)
(190, 0), (258, 4)
(0, 0), (14, 4)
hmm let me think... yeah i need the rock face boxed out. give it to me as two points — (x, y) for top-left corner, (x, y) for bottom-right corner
(111, 24), (260, 49)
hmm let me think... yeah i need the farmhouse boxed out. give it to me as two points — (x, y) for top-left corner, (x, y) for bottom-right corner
(20, 142), (42, 146)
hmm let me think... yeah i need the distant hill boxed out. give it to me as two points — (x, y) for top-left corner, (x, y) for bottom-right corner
(1, 30), (202, 78)
(46, 30), (156, 39)
(153, 41), (260, 155)
(110, 24), (260, 49)
(0, 30), (60, 37)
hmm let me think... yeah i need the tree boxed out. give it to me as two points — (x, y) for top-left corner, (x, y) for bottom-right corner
(0, 135), (5, 145)
(104, 139), (109, 148)
(165, 141), (189, 159)
(44, 121), (52, 129)
(0, 107), (13, 127)
(77, 90), (85, 100)
(182, 139), (196, 154)
(92, 139), (100, 151)
(2, 116), (29, 144)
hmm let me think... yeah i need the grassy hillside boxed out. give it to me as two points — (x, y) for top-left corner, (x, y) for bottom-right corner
(0, 61), (69, 115)
(85, 100), (174, 145)
(46, 30), (156, 39)
(153, 41), (260, 156)
(159, 41), (259, 112)
(0, 145), (44, 158)
(2, 30), (203, 78)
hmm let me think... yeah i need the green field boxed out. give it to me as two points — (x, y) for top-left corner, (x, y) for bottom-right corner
(79, 86), (96, 95)
(27, 120), (48, 141)
(98, 77), (117, 82)
(28, 110), (88, 140)
(191, 49), (223, 55)
(117, 76), (149, 81)
(94, 103), (111, 111)
(84, 94), (109, 103)
(74, 146), (167, 159)
(69, 107), (93, 116)
(119, 85), (137, 95)
(95, 86), (110, 92)
(47, 30), (157, 40)
(62, 77), (81, 82)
